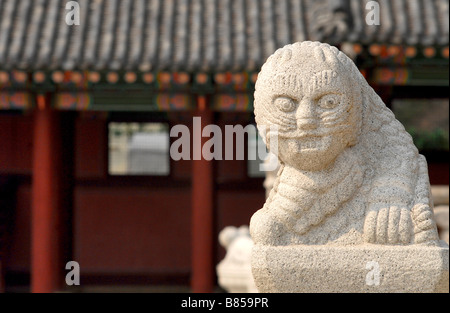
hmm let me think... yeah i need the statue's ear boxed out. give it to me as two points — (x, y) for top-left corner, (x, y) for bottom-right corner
(360, 84), (395, 135)
(256, 123), (269, 149)
(219, 226), (238, 248)
(359, 85), (377, 135)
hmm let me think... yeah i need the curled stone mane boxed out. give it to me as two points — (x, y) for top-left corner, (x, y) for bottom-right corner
(359, 84), (436, 244)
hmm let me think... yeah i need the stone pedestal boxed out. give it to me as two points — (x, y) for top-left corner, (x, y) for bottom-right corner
(252, 242), (449, 293)
(216, 264), (258, 293)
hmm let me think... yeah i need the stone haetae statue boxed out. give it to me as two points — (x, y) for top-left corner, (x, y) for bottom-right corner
(250, 41), (448, 293)
(216, 226), (258, 293)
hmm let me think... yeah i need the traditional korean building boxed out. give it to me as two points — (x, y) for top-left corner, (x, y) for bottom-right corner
(0, 0), (448, 293)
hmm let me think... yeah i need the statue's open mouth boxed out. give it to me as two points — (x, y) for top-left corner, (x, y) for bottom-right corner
(290, 135), (332, 152)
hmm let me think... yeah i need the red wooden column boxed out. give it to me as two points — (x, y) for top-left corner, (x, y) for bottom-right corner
(191, 95), (215, 293)
(31, 94), (62, 293)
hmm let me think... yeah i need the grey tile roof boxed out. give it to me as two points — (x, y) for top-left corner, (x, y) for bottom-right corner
(0, 0), (448, 72)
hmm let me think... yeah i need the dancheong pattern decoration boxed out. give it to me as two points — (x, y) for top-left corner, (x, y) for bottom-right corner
(0, 0), (448, 111)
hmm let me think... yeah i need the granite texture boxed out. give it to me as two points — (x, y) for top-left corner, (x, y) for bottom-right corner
(252, 242), (449, 293)
(250, 41), (448, 293)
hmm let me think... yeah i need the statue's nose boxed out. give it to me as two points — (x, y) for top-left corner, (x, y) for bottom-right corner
(296, 99), (318, 130)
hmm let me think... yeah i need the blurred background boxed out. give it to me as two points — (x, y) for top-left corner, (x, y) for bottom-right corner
(0, 0), (448, 293)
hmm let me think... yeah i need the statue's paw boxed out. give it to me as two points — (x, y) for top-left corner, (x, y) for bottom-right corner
(249, 209), (287, 246)
(363, 203), (413, 244)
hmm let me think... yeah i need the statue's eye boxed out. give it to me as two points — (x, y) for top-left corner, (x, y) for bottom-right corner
(317, 94), (341, 110)
(274, 96), (297, 112)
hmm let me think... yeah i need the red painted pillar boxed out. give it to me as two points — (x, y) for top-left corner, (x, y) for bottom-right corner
(191, 95), (215, 293)
(31, 94), (62, 293)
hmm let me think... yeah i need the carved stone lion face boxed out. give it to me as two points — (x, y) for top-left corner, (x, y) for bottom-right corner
(254, 42), (363, 171)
